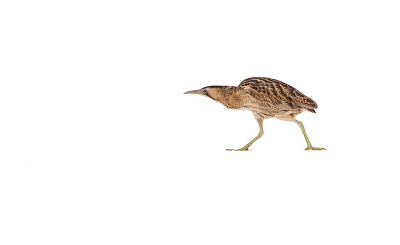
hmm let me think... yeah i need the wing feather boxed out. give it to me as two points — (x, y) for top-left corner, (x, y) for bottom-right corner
(238, 77), (318, 111)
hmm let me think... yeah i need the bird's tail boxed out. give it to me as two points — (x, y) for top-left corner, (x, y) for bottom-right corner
(307, 109), (316, 113)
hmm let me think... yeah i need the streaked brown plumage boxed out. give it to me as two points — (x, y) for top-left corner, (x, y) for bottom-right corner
(184, 77), (325, 151)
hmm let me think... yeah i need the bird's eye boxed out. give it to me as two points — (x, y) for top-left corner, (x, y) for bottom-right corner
(203, 89), (208, 94)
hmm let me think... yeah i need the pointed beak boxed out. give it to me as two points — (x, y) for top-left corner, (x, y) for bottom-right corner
(184, 89), (202, 95)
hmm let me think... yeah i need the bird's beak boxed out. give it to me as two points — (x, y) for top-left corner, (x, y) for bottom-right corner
(184, 89), (202, 95)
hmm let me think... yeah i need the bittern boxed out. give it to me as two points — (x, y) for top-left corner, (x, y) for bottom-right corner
(184, 77), (325, 151)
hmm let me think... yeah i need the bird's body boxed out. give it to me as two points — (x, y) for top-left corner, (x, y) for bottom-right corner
(205, 77), (317, 118)
(184, 77), (325, 151)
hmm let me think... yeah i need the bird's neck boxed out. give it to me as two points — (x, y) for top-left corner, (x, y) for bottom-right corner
(217, 86), (243, 109)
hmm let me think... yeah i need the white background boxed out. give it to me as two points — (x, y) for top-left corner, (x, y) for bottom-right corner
(1, 0), (399, 244)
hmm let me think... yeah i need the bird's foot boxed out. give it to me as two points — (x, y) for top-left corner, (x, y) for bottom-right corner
(226, 148), (252, 151)
(305, 146), (326, 151)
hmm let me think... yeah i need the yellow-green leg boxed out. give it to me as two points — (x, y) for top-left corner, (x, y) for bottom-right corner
(226, 126), (264, 151)
(295, 120), (326, 151)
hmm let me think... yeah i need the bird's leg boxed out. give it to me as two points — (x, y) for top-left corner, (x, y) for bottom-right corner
(226, 126), (264, 151)
(295, 120), (326, 151)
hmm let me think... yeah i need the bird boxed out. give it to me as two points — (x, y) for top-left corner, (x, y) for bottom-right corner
(184, 77), (325, 151)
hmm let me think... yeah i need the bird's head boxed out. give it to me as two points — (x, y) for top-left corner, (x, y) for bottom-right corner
(183, 86), (225, 102)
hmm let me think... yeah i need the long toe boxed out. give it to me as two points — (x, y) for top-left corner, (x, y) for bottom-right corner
(226, 148), (251, 151)
(305, 146), (326, 151)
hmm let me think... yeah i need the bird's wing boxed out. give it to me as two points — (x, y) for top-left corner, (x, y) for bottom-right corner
(238, 77), (318, 111)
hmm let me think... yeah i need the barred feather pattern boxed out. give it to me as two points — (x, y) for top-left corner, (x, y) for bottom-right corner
(237, 77), (318, 118)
